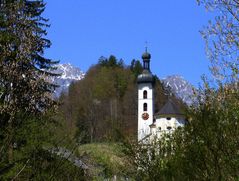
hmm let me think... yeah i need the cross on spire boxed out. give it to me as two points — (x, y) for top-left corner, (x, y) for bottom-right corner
(145, 41), (149, 53)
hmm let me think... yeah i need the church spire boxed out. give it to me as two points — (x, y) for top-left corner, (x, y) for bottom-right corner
(142, 47), (151, 71)
(137, 48), (154, 84)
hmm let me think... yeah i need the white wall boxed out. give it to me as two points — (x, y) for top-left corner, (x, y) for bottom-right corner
(153, 116), (186, 138)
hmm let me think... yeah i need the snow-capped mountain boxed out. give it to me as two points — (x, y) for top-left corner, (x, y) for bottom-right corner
(162, 75), (195, 105)
(52, 63), (85, 97)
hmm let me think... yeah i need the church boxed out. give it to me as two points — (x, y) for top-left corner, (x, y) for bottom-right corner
(137, 50), (187, 141)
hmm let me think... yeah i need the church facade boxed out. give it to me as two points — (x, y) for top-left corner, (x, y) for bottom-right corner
(137, 50), (186, 141)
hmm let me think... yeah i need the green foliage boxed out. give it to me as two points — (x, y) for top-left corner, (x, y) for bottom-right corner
(124, 132), (184, 181)
(130, 59), (143, 78)
(70, 57), (136, 143)
(0, 112), (88, 180)
(178, 83), (239, 180)
(98, 55), (124, 68)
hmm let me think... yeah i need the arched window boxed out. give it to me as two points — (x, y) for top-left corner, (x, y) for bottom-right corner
(167, 126), (172, 130)
(143, 90), (147, 99)
(143, 103), (147, 111)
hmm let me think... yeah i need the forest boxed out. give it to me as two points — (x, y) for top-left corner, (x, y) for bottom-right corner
(1, 0), (239, 180)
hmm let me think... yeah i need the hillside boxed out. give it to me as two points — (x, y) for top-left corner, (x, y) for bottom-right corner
(75, 143), (130, 179)
(58, 56), (174, 142)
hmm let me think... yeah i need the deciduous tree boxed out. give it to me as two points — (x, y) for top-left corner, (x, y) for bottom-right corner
(198, 0), (239, 80)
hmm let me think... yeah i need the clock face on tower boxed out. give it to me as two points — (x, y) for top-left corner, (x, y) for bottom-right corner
(142, 113), (149, 120)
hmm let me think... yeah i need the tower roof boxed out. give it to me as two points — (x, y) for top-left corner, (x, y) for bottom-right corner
(155, 99), (184, 117)
(142, 51), (151, 60)
(137, 49), (155, 84)
(137, 70), (154, 84)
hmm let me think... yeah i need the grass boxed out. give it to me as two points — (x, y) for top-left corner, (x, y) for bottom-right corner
(75, 142), (131, 179)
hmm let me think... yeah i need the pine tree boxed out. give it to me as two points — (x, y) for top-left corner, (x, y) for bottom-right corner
(0, 0), (58, 117)
(0, 0), (60, 178)
(130, 59), (143, 78)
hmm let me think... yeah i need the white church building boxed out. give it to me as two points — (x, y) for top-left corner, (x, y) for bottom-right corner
(137, 50), (187, 141)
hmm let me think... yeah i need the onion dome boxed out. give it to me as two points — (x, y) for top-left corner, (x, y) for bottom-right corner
(137, 70), (154, 84)
(142, 51), (151, 61)
(137, 49), (155, 84)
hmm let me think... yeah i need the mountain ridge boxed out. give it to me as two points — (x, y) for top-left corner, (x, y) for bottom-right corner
(52, 63), (195, 105)
(51, 63), (85, 97)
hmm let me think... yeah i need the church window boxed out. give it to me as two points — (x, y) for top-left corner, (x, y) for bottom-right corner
(143, 103), (147, 111)
(143, 90), (147, 99)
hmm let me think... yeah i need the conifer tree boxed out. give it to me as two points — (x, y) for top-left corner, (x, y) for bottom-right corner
(0, 0), (60, 178)
(0, 0), (58, 117)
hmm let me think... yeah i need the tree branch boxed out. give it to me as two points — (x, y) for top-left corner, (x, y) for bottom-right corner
(11, 159), (29, 181)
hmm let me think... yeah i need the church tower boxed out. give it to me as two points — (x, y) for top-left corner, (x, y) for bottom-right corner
(137, 49), (155, 141)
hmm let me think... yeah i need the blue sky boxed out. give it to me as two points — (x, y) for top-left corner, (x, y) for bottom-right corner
(44, 0), (215, 86)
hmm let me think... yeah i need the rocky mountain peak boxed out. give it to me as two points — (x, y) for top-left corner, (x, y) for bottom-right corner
(162, 75), (195, 105)
(52, 63), (85, 97)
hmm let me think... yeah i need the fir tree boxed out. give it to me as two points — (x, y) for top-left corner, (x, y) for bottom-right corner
(0, 0), (61, 179)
